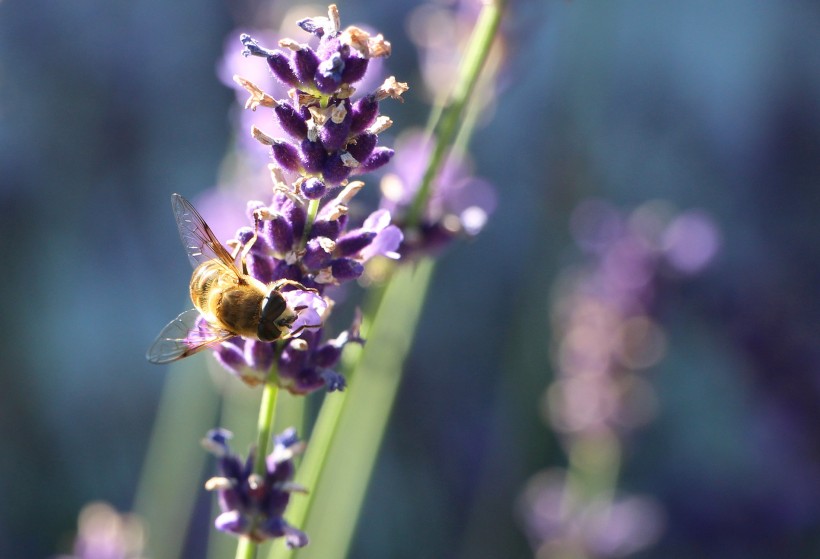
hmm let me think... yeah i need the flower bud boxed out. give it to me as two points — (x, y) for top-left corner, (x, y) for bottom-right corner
(322, 153), (351, 186)
(302, 177), (327, 200)
(310, 218), (343, 240)
(346, 132), (377, 163)
(271, 140), (302, 172)
(285, 202), (306, 241)
(300, 139), (327, 174)
(341, 54), (368, 85)
(267, 52), (298, 86)
(319, 101), (352, 152)
(359, 147), (393, 173)
(292, 47), (320, 84)
(350, 94), (379, 134)
(275, 104), (308, 140)
(335, 230), (377, 257)
(331, 258), (364, 281)
(265, 213), (294, 253)
(303, 237), (334, 270)
(315, 51), (345, 93)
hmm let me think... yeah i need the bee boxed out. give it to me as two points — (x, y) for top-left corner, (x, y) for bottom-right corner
(147, 194), (314, 364)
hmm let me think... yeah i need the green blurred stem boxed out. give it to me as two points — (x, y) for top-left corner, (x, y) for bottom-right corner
(253, 381), (281, 473)
(290, 260), (434, 559)
(266, 286), (386, 559)
(565, 431), (621, 506)
(406, 0), (505, 227)
(236, 378), (281, 559)
(134, 359), (221, 559)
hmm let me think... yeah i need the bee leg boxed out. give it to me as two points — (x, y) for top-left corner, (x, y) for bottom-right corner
(237, 224), (260, 276)
(270, 279), (319, 293)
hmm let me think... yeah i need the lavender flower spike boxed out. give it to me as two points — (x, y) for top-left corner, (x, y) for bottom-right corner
(238, 4), (405, 191)
(147, 5), (408, 396)
(203, 428), (309, 546)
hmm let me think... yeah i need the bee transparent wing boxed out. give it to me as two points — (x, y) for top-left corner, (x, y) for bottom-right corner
(172, 193), (241, 274)
(146, 308), (235, 364)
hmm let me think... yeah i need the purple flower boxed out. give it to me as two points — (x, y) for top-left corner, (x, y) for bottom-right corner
(180, 5), (409, 394)
(378, 130), (497, 256)
(517, 201), (719, 559)
(56, 502), (146, 559)
(202, 428), (308, 547)
(349, 209), (402, 261)
(519, 470), (664, 558)
(237, 5), (407, 189)
(277, 312), (363, 395)
(547, 201), (687, 436)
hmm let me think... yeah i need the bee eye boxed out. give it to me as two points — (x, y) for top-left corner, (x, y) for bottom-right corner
(262, 292), (287, 319)
(258, 292), (288, 341)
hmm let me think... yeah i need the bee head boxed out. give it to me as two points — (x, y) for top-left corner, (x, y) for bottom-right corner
(258, 291), (295, 341)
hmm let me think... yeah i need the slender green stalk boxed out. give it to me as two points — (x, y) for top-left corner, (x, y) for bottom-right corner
(134, 358), (221, 559)
(253, 381), (281, 473)
(300, 198), (321, 250)
(267, 385), (350, 559)
(406, 0), (506, 226)
(295, 261), (434, 559)
(235, 377), (281, 559)
(266, 289), (385, 559)
(235, 531), (256, 559)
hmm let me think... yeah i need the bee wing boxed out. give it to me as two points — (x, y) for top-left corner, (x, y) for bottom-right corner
(146, 308), (235, 364)
(172, 193), (241, 275)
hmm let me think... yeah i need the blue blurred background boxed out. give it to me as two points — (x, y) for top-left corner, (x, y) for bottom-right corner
(2, 0), (820, 557)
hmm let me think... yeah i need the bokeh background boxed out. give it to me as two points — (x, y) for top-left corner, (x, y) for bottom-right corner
(2, 0), (820, 558)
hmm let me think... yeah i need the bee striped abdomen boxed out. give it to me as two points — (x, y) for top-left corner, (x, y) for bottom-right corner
(190, 260), (232, 316)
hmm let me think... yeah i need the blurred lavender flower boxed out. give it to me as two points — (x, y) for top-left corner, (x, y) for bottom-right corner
(519, 200), (719, 558)
(406, 0), (506, 103)
(197, 5), (406, 393)
(203, 428), (308, 547)
(55, 502), (146, 559)
(379, 130), (497, 256)
(548, 200), (720, 437)
(519, 470), (664, 559)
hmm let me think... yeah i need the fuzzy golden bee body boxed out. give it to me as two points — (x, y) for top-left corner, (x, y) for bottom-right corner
(147, 194), (308, 364)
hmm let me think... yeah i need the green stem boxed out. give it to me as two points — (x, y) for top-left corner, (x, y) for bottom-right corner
(253, 380), (281, 474)
(300, 198), (321, 250)
(235, 377), (281, 559)
(406, 0), (506, 227)
(266, 288), (385, 559)
(273, 261), (433, 559)
(134, 359), (221, 559)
